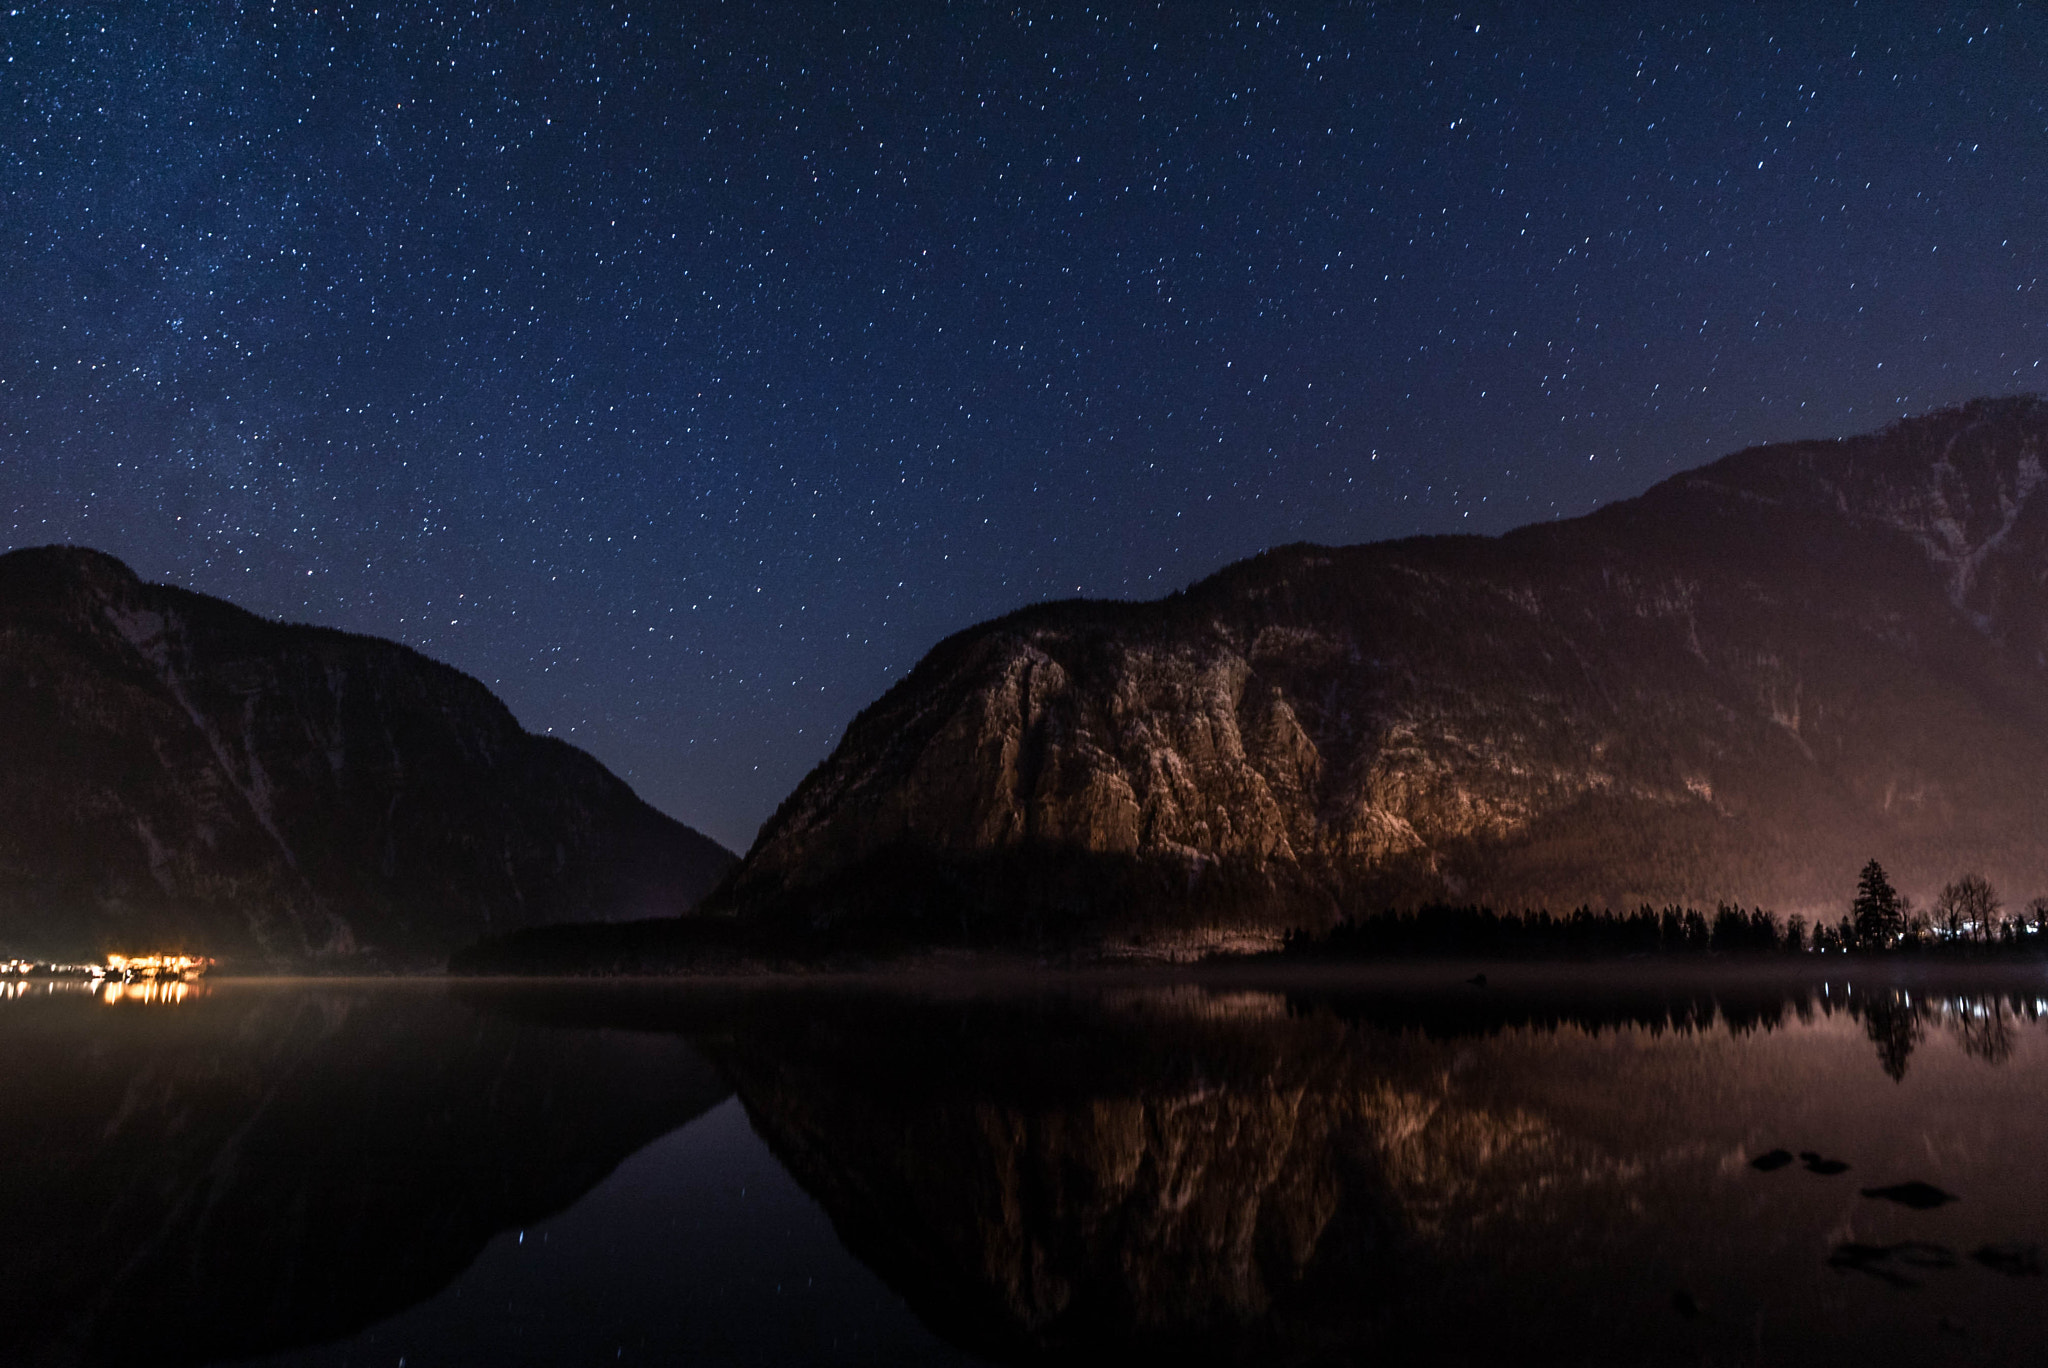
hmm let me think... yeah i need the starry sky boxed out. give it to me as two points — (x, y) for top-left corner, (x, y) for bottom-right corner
(4, 4), (2045, 851)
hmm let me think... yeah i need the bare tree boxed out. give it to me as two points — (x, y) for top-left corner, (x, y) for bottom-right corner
(1901, 901), (1931, 947)
(1952, 997), (2018, 1065)
(1935, 873), (2000, 943)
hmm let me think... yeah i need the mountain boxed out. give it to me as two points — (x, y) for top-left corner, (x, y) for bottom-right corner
(0, 546), (733, 964)
(720, 396), (2048, 950)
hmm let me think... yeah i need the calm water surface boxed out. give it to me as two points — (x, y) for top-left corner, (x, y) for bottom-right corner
(4, 967), (2048, 1366)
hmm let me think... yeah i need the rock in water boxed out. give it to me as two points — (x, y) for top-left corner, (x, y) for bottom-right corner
(722, 397), (2048, 951)
(1861, 1182), (1960, 1210)
(1972, 1243), (2042, 1276)
(0, 546), (734, 965)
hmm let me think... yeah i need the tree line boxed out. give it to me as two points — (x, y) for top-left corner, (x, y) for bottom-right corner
(1286, 903), (1800, 959)
(1838, 860), (2048, 950)
(1282, 860), (2048, 960)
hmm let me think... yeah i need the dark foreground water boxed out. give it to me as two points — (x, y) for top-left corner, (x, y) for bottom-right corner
(4, 967), (2048, 1367)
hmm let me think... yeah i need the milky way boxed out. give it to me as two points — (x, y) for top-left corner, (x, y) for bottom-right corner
(3, 4), (2043, 848)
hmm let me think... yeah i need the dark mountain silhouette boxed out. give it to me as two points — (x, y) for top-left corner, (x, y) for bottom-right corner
(0, 546), (733, 964)
(715, 396), (2048, 952)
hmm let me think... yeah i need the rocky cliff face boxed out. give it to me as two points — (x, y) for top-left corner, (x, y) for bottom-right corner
(0, 547), (733, 963)
(727, 397), (2048, 944)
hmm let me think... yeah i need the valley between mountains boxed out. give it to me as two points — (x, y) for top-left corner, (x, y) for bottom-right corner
(12, 397), (2048, 964)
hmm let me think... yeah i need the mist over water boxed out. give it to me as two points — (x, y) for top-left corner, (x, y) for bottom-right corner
(5, 969), (2047, 1366)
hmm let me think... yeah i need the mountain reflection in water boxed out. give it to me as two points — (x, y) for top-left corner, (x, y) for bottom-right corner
(0, 981), (729, 1368)
(478, 971), (2048, 1367)
(4, 970), (2048, 1366)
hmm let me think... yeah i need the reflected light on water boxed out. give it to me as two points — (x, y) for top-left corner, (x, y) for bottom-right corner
(0, 977), (209, 1004)
(0, 952), (214, 1005)
(6, 975), (2048, 1367)
(93, 978), (206, 1006)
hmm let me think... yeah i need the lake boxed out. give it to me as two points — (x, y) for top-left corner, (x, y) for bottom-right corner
(3, 965), (2047, 1366)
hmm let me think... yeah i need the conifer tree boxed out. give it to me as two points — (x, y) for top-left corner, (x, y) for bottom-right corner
(1852, 859), (1902, 947)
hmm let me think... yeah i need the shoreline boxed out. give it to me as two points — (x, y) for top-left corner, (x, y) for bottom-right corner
(192, 952), (2048, 996)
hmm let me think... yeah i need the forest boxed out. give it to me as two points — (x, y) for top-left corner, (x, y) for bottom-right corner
(1280, 862), (2048, 960)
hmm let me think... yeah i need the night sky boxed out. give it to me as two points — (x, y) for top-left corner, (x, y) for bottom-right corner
(4, 5), (2045, 851)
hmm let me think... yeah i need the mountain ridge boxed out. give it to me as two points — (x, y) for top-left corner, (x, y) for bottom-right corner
(714, 396), (2048, 949)
(0, 544), (734, 964)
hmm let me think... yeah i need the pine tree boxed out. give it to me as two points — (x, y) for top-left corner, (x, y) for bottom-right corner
(1852, 859), (1902, 948)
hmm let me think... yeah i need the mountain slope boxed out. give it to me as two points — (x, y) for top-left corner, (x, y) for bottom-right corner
(722, 397), (2048, 947)
(0, 546), (733, 963)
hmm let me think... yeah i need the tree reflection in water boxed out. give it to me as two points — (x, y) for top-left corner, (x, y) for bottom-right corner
(1841, 986), (2041, 1078)
(1850, 989), (1928, 1081)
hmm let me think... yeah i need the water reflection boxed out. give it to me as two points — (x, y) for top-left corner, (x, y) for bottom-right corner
(1295, 976), (2048, 1083)
(90, 975), (207, 1005)
(1829, 986), (2046, 1078)
(0, 976), (210, 1005)
(476, 969), (2048, 1366)
(6, 970), (2048, 1366)
(0, 983), (728, 1367)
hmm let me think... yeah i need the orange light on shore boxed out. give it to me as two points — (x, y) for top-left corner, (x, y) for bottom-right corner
(0, 954), (214, 989)
(97, 953), (213, 980)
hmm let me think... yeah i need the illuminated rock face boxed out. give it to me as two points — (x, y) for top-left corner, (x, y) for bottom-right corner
(728, 397), (2048, 941)
(0, 548), (733, 963)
